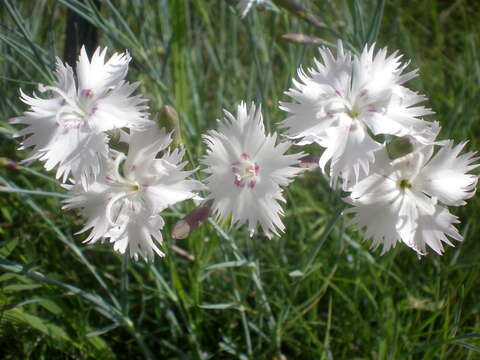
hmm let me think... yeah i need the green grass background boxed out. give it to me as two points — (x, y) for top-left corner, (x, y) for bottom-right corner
(1, 0), (480, 359)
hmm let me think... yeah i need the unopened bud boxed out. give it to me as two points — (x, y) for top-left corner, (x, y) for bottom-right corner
(0, 157), (18, 170)
(171, 220), (191, 240)
(275, 0), (324, 28)
(386, 136), (415, 160)
(159, 105), (182, 147)
(257, 4), (268, 11)
(172, 200), (213, 240)
(298, 155), (319, 169)
(281, 33), (324, 46)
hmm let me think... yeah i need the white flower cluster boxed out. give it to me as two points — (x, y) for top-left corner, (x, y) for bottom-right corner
(281, 41), (478, 255)
(11, 41), (478, 260)
(12, 47), (203, 261)
(12, 46), (304, 260)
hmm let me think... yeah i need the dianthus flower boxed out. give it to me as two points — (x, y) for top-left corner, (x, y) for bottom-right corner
(63, 125), (204, 261)
(201, 102), (304, 238)
(280, 41), (438, 188)
(345, 142), (478, 255)
(11, 46), (150, 187)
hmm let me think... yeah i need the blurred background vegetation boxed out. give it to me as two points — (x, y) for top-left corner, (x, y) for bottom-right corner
(1, 0), (480, 359)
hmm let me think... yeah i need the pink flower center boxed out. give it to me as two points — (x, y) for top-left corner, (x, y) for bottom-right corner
(231, 153), (259, 189)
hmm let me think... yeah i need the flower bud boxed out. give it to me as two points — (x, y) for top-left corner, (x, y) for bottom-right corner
(298, 155), (319, 169)
(281, 33), (324, 46)
(0, 157), (18, 170)
(158, 105), (182, 147)
(172, 200), (213, 240)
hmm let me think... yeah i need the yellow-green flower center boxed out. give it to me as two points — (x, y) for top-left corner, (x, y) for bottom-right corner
(346, 108), (360, 119)
(399, 179), (412, 190)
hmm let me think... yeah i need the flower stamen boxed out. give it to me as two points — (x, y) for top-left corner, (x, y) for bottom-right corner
(231, 152), (259, 189)
(398, 178), (412, 190)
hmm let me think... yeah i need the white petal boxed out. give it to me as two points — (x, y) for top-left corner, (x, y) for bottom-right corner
(90, 82), (149, 132)
(77, 46), (131, 96)
(416, 141), (479, 206)
(319, 117), (381, 188)
(414, 205), (462, 255)
(345, 190), (403, 254)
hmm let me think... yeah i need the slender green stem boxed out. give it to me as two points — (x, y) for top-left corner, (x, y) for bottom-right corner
(127, 323), (155, 360)
(120, 255), (129, 314)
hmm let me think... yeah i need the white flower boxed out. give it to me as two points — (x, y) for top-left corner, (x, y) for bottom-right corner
(237, 0), (266, 17)
(63, 125), (204, 261)
(201, 102), (304, 238)
(11, 46), (150, 187)
(280, 41), (439, 188)
(345, 141), (478, 255)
